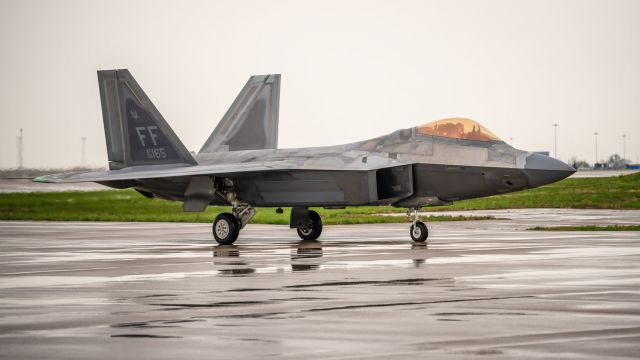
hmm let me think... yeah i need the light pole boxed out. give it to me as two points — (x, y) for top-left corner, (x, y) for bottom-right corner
(552, 123), (559, 158)
(594, 132), (599, 167)
(17, 128), (24, 169)
(81, 137), (87, 166)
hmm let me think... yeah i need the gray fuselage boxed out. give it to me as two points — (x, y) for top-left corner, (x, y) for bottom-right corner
(120, 127), (575, 209)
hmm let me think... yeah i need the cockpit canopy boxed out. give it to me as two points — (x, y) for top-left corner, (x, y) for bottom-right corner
(416, 118), (501, 142)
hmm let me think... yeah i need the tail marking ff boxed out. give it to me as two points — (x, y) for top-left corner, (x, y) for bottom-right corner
(98, 69), (196, 169)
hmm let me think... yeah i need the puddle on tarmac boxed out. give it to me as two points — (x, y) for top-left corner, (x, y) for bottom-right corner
(149, 300), (273, 309)
(283, 277), (440, 289)
(433, 312), (529, 316)
(112, 319), (205, 328)
(110, 334), (182, 338)
(0, 240), (472, 292)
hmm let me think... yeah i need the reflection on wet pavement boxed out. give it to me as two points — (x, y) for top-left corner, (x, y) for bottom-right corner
(291, 240), (323, 272)
(1, 211), (639, 359)
(213, 245), (255, 275)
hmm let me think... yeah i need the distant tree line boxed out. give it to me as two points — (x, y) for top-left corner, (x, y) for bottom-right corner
(568, 154), (631, 170)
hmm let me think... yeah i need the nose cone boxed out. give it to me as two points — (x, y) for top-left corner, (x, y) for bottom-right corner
(524, 153), (576, 187)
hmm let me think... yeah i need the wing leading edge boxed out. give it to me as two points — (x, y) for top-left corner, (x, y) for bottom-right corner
(33, 158), (405, 184)
(34, 162), (293, 183)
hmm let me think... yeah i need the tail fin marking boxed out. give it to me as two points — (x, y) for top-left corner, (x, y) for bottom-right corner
(97, 69), (196, 169)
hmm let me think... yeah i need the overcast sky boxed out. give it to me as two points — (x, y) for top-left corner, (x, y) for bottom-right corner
(1, 0), (639, 168)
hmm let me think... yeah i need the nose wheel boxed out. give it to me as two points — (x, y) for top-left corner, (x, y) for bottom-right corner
(409, 208), (428, 243)
(410, 221), (428, 242)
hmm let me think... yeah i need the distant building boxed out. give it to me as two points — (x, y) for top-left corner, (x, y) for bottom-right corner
(534, 151), (550, 157)
(627, 164), (640, 170)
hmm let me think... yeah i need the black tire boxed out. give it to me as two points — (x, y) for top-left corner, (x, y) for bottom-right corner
(296, 210), (323, 241)
(213, 213), (240, 245)
(410, 221), (428, 242)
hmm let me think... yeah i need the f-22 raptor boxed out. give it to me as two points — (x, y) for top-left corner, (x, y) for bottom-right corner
(36, 70), (575, 244)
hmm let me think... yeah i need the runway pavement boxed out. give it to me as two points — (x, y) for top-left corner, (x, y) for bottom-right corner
(0, 179), (108, 193)
(1, 210), (639, 359)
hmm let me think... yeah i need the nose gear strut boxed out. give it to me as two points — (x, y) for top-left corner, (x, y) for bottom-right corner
(408, 208), (428, 243)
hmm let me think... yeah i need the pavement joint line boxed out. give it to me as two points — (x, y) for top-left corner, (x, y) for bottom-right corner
(418, 326), (640, 349)
(302, 295), (536, 312)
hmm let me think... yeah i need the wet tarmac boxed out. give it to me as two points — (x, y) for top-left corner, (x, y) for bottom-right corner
(1, 210), (639, 359)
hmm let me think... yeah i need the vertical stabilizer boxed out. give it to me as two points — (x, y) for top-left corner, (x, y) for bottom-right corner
(98, 69), (197, 169)
(199, 74), (280, 153)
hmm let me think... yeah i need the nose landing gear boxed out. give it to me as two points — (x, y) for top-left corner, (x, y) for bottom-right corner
(408, 208), (428, 242)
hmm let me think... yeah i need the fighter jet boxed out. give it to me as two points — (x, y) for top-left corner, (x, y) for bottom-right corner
(35, 69), (576, 244)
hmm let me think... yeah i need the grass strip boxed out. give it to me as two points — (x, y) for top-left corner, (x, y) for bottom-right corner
(0, 172), (638, 224)
(0, 190), (494, 224)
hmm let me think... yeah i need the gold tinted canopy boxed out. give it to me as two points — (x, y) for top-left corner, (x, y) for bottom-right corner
(416, 118), (501, 142)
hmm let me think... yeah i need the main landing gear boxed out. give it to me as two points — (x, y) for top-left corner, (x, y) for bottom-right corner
(408, 208), (428, 243)
(212, 187), (256, 245)
(290, 207), (323, 241)
(296, 210), (323, 241)
(213, 206), (324, 244)
(213, 213), (240, 245)
(209, 180), (326, 244)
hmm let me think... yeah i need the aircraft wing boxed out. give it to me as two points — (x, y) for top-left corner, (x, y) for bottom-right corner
(33, 159), (398, 184)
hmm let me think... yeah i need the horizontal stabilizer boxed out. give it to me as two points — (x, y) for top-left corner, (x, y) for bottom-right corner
(199, 74), (280, 153)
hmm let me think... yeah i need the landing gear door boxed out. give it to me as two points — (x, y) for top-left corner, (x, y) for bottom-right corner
(376, 165), (414, 202)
